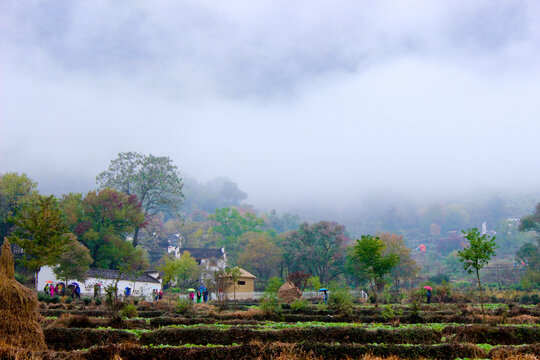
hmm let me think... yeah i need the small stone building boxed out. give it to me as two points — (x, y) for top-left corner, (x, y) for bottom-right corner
(226, 268), (256, 299)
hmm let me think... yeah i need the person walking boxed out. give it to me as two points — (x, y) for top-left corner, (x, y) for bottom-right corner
(189, 291), (195, 302)
(203, 289), (209, 302)
(94, 284), (101, 300)
(323, 290), (328, 304)
(196, 290), (202, 303)
(426, 289), (432, 304)
(74, 284), (81, 299)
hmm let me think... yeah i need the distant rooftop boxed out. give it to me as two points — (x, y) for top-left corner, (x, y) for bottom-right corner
(179, 248), (225, 260)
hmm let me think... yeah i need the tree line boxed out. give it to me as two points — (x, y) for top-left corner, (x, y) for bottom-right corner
(1, 151), (538, 297)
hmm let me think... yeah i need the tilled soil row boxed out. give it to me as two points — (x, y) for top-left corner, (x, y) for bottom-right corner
(5, 342), (540, 360)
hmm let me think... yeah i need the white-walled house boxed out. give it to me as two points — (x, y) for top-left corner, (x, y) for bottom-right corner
(167, 246), (226, 282)
(37, 266), (161, 298)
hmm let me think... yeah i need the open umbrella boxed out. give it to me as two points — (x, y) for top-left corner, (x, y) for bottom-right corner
(423, 286), (432, 291)
(199, 285), (206, 292)
(45, 280), (53, 284)
(187, 288), (196, 292)
(318, 288), (328, 292)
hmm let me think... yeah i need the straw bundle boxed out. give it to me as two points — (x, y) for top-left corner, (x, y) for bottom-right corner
(0, 238), (47, 350)
(277, 281), (302, 304)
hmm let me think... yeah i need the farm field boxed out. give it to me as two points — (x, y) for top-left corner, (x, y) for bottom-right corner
(3, 301), (539, 359)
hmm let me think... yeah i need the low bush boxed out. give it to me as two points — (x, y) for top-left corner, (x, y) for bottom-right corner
(95, 298), (102, 306)
(50, 295), (61, 304)
(121, 304), (139, 319)
(82, 297), (92, 306)
(328, 287), (353, 316)
(381, 304), (403, 322)
(260, 294), (282, 318)
(290, 299), (309, 312)
(316, 302), (328, 312)
(175, 298), (193, 315)
(37, 292), (49, 303)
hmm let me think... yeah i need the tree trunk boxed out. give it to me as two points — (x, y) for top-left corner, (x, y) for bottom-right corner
(371, 281), (378, 308)
(132, 227), (140, 247)
(476, 268), (485, 321)
(35, 267), (40, 292)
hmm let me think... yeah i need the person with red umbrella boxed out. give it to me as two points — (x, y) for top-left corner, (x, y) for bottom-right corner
(424, 286), (432, 304)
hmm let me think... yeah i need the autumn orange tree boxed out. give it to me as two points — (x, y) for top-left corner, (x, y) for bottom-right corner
(378, 233), (419, 288)
(237, 232), (282, 289)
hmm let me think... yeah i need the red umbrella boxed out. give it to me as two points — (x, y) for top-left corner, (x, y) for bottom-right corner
(45, 280), (53, 284)
(424, 286), (432, 290)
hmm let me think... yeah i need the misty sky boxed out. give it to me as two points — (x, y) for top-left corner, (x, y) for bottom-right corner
(1, 1), (540, 212)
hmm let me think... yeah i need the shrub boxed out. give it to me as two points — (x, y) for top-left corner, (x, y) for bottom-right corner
(133, 298), (139, 305)
(265, 277), (283, 294)
(381, 305), (403, 321)
(531, 294), (540, 305)
(82, 297), (92, 306)
(64, 297), (73, 304)
(95, 298), (102, 306)
(290, 298), (309, 312)
(50, 295), (61, 304)
(407, 288), (425, 303)
(430, 273), (450, 284)
(307, 276), (322, 291)
(260, 294), (282, 318)
(408, 301), (422, 323)
(316, 302), (328, 312)
(328, 287), (353, 316)
(120, 304), (138, 319)
(37, 292), (48, 303)
(175, 298), (193, 315)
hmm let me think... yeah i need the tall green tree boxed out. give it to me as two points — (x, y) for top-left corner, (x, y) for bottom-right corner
(158, 251), (200, 289)
(457, 228), (497, 317)
(96, 152), (184, 246)
(209, 207), (264, 262)
(53, 236), (93, 284)
(8, 195), (73, 287)
(349, 235), (400, 306)
(0, 173), (38, 242)
(283, 221), (348, 284)
(517, 203), (540, 289)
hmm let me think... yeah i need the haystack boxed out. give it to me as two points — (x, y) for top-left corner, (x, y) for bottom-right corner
(277, 281), (302, 304)
(0, 238), (46, 350)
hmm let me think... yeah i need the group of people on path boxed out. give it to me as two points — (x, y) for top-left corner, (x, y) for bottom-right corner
(44, 282), (81, 299)
(189, 289), (209, 303)
(152, 289), (163, 301)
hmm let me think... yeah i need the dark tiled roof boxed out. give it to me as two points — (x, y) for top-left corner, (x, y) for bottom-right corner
(86, 269), (161, 284)
(180, 248), (224, 260)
